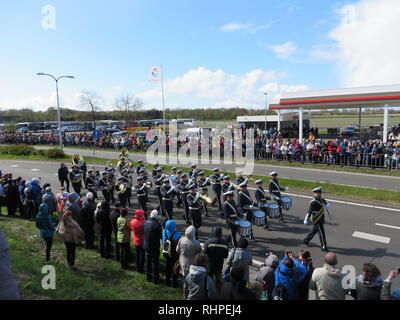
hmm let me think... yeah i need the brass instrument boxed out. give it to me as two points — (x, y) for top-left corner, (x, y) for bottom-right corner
(119, 147), (128, 160)
(72, 154), (84, 168)
(145, 181), (152, 189)
(118, 183), (127, 194)
(70, 170), (83, 184)
(199, 194), (212, 204)
(106, 161), (113, 169)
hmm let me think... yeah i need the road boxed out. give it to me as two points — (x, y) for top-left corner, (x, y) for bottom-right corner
(37, 146), (400, 192)
(2, 158), (399, 295)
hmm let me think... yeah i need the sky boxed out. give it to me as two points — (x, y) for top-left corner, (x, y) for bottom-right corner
(0, 0), (400, 112)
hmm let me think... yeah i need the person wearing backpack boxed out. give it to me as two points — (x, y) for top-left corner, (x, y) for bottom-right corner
(35, 203), (55, 261)
(176, 225), (202, 277)
(226, 237), (252, 283)
(274, 252), (308, 300)
(80, 193), (96, 250)
(162, 219), (181, 287)
(183, 253), (217, 300)
(221, 262), (257, 300)
(42, 187), (57, 218)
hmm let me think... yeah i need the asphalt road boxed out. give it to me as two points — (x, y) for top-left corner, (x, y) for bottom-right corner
(1, 158), (399, 296)
(37, 146), (400, 192)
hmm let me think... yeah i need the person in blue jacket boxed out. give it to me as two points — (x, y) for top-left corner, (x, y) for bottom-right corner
(30, 178), (43, 219)
(35, 203), (55, 261)
(18, 180), (26, 219)
(274, 252), (308, 300)
(162, 219), (182, 287)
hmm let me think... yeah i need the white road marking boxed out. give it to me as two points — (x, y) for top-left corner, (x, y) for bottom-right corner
(375, 223), (400, 230)
(10, 165), (19, 168)
(30, 169), (40, 172)
(352, 231), (391, 244)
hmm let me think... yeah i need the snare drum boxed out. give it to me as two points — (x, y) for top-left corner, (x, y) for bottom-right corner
(268, 204), (280, 218)
(252, 210), (266, 226)
(281, 196), (292, 211)
(239, 220), (252, 237)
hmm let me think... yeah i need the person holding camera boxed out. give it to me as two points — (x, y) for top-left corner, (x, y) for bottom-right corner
(381, 269), (400, 300)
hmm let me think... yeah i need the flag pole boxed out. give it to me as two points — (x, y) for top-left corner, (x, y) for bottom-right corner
(160, 65), (165, 134)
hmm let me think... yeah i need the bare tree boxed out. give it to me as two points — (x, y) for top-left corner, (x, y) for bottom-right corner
(79, 90), (103, 129)
(115, 94), (143, 118)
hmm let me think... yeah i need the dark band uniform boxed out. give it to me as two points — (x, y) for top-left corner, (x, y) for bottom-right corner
(98, 173), (110, 202)
(303, 187), (328, 250)
(86, 171), (98, 199)
(268, 173), (285, 221)
(178, 176), (190, 223)
(153, 171), (165, 216)
(237, 184), (255, 240)
(254, 181), (271, 229)
(223, 192), (239, 248)
(69, 166), (82, 195)
(222, 177), (235, 202)
(160, 181), (177, 220)
(186, 187), (202, 240)
(211, 169), (223, 210)
(115, 178), (127, 207)
(197, 173), (210, 216)
(135, 178), (148, 217)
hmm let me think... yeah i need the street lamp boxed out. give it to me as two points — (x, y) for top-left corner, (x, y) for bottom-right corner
(37, 73), (75, 151)
(264, 92), (268, 135)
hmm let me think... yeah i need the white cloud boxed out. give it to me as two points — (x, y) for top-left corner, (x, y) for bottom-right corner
(220, 21), (276, 34)
(330, 0), (400, 87)
(220, 23), (253, 32)
(137, 67), (307, 108)
(269, 41), (297, 60)
(112, 85), (121, 91)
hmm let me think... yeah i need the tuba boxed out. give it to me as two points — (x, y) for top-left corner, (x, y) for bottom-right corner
(72, 154), (84, 168)
(119, 147), (128, 160)
(118, 183), (127, 194)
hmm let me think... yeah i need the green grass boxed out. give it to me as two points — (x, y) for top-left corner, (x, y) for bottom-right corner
(1, 214), (183, 300)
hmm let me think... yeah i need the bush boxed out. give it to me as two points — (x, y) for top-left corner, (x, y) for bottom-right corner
(45, 147), (66, 159)
(0, 145), (36, 156)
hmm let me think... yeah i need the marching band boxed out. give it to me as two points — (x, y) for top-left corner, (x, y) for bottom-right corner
(63, 153), (328, 249)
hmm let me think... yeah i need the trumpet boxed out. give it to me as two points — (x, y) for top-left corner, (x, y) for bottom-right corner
(145, 181), (152, 189)
(118, 183), (127, 194)
(200, 194), (212, 204)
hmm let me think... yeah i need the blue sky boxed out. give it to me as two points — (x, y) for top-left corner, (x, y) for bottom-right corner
(1, 0), (399, 111)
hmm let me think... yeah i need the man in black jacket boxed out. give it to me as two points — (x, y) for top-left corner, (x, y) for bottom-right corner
(95, 201), (112, 259)
(204, 226), (228, 296)
(144, 209), (162, 284)
(109, 203), (124, 261)
(58, 162), (70, 193)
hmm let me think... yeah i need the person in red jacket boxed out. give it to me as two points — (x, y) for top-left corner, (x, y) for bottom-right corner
(130, 209), (145, 273)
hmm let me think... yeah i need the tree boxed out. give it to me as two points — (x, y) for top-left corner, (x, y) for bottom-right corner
(79, 90), (103, 129)
(114, 94), (143, 119)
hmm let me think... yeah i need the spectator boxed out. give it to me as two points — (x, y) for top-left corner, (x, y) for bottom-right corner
(274, 251), (308, 300)
(249, 282), (264, 300)
(18, 179), (27, 219)
(309, 252), (345, 300)
(42, 187), (57, 218)
(110, 203), (124, 261)
(381, 269), (400, 300)
(183, 253), (217, 300)
(30, 177), (42, 219)
(176, 225), (202, 278)
(130, 209), (146, 273)
(35, 203), (55, 261)
(220, 262), (257, 300)
(80, 192), (96, 250)
(350, 263), (383, 300)
(58, 163), (70, 193)
(255, 252), (279, 300)
(0, 226), (20, 300)
(57, 209), (85, 269)
(162, 219), (181, 288)
(203, 226), (228, 296)
(297, 249), (314, 300)
(95, 201), (112, 259)
(143, 209), (162, 284)
(5, 178), (19, 217)
(117, 208), (131, 269)
(226, 237), (252, 283)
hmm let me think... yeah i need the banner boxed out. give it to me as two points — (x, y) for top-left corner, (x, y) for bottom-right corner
(149, 66), (161, 82)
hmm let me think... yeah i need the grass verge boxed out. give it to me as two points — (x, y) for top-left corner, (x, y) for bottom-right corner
(0, 214), (182, 300)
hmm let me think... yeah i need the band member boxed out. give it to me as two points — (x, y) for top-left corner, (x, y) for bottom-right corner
(152, 162), (159, 178)
(153, 167), (165, 216)
(138, 167), (150, 203)
(303, 187), (330, 252)
(118, 157), (126, 173)
(135, 176), (148, 213)
(121, 168), (132, 208)
(268, 171), (288, 223)
(105, 161), (113, 172)
(69, 165), (83, 195)
(86, 169), (98, 200)
(237, 182), (255, 241)
(234, 170), (246, 187)
(186, 184), (202, 240)
(189, 164), (198, 180)
(175, 169), (183, 186)
(223, 191), (239, 248)
(210, 168), (223, 211)
(197, 171), (210, 217)
(254, 179), (272, 230)
(136, 160), (145, 175)
(160, 179), (177, 220)
(98, 171), (110, 202)
(222, 175), (234, 202)
(178, 173), (190, 223)
(107, 167), (116, 204)
(58, 162), (70, 193)
(116, 176), (127, 207)
(170, 166), (178, 178)
(80, 160), (88, 189)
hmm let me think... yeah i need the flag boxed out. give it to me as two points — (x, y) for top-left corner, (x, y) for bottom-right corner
(149, 66), (161, 82)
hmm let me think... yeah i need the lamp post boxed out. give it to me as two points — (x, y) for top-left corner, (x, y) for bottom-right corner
(37, 73), (74, 151)
(264, 92), (268, 135)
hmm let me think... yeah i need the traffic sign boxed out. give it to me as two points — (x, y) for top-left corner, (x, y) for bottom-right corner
(92, 130), (101, 139)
